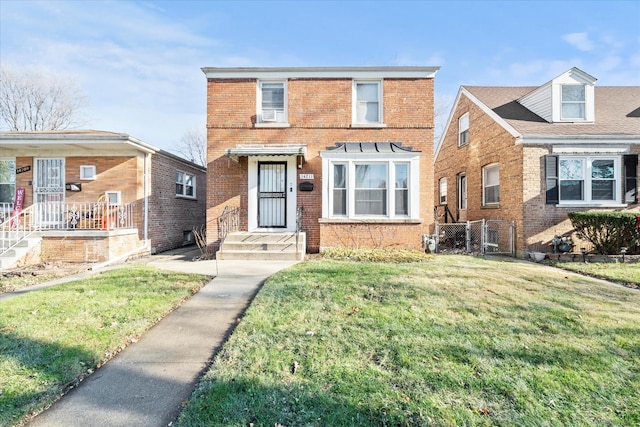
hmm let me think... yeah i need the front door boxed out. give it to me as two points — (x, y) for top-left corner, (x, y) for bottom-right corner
(34, 158), (65, 225)
(258, 162), (286, 228)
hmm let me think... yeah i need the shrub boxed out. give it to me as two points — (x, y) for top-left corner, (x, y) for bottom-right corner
(568, 211), (640, 255)
(320, 247), (433, 263)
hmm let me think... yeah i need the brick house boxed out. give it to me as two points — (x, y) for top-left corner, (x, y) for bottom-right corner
(434, 67), (640, 257)
(0, 130), (206, 268)
(202, 66), (439, 258)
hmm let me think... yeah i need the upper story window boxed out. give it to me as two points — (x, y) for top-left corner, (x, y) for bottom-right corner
(80, 165), (96, 180)
(353, 80), (383, 125)
(561, 85), (586, 120)
(458, 113), (469, 146)
(176, 171), (196, 198)
(438, 177), (447, 204)
(482, 163), (500, 206)
(258, 80), (287, 124)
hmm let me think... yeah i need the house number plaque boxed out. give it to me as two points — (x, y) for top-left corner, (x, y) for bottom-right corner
(299, 174), (314, 179)
(16, 166), (31, 174)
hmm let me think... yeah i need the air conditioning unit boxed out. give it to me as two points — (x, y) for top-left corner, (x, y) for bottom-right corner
(262, 109), (277, 122)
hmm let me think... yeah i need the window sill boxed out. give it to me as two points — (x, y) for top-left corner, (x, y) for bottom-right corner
(176, 195), (197, 201)
(556, 203), (627, 208)
(350, 123), (387, 129)
(319, 217), (423, 224)
(254, 122), (290, 128)
(481, 204), (500, 209)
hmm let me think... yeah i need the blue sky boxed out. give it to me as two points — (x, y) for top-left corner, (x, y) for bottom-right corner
(1, 0), (639, 154)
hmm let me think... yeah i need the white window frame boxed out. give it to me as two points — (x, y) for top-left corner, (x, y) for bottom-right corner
(176, 171), (196, 199)
(560, 84), (586, 120)
(0, 158), (16, 212)
(105, 191), (121, 206)
(322, 154), (419, 220)
(352, 80), (383, 125)
(558, 156), (620, 205)
(257, 80), (288, 125)
(439, 177), (447, 205)
(80, 165), (96, 180)
(458, 113), (469, 146)
(482, 163), (500, 206)
(458, 173), (467, 210)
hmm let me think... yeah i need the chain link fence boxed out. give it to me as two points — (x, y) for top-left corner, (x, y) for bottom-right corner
(431, 219), (514, 256)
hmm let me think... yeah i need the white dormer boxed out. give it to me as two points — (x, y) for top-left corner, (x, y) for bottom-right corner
(518, 67), (596, 123)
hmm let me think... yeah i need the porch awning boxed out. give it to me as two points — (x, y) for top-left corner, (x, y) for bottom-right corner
(225, 144), (307, 161)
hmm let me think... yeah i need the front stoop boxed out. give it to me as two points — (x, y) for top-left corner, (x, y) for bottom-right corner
(217, 232), (306, 261)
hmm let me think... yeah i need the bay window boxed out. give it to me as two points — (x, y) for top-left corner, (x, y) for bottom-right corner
(323, 153), (418, 220)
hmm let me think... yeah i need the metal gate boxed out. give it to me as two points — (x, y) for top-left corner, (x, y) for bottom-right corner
(34, 158), (65, 226)
(434, 219), (514, 256)
(257, 162), (286, 228)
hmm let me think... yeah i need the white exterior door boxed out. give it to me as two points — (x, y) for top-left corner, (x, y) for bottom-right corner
(34, 158), (65, 225)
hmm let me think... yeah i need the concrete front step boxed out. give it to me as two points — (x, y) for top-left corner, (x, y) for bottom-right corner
(217, 232), (305, 261)
(0, 237), (41, 270)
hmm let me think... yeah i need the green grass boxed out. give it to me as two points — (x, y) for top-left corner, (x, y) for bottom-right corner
(177, 256), (640, 426)
(0, 265), (209, 427)
(548, 261), (640, 288)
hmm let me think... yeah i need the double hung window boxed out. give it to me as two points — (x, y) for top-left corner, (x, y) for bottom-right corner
(353, 80), (382, 124)
(482, 164), (500, 206)
(176, 171), (196, 198)
(458, 113), (469, 146)
(561, 85), (586, 120)
(438, 177), (447, 205)
(258, 81), (287, 124)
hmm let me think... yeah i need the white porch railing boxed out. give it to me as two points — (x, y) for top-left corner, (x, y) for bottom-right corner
(1, 201), (137, 257)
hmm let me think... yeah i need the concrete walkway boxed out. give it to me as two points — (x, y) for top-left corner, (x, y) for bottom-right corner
(19, 250), (299, 427)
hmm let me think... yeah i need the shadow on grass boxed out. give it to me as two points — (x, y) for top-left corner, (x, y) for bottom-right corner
(0, 330), (96, 426)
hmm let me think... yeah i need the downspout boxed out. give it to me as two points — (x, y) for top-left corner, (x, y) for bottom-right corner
(144, 152), (150, 246)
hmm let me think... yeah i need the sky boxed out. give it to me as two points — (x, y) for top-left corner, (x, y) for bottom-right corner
(1, 0), (639, 156)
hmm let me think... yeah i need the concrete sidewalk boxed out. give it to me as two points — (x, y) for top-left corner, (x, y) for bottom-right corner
(24, 252), (299, 427)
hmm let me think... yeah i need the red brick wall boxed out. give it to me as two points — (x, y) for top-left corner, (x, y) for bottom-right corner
(148, 153), (207, 254)
(435, 93), (640, 257)
(206, 77), (435, 252)
(434, 93), (524, 247)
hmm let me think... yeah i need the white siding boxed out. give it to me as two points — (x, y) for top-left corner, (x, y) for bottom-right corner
(519, 83), (553, 122)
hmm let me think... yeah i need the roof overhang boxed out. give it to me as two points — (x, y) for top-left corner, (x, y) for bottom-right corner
(0, 131), (159, 156)
(202, 66), (439, 79)
(225, 144), (307, 161)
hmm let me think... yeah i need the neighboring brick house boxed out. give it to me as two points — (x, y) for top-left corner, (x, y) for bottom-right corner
(202, 66), (439, 254)
(0, 130), (206, 266)
(434, 67), (640, 257)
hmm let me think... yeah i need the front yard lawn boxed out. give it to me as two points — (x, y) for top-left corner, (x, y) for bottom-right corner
(177, 255), (640, 426)
(0, 265), (209, 427)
